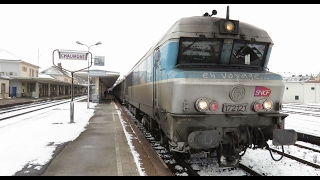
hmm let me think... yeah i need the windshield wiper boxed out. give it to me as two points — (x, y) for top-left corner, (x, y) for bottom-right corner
(234, 43), (250, 58)
(181, 35), (205, 54)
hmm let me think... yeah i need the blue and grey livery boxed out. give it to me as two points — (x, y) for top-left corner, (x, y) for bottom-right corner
(113, 6), (297, 167)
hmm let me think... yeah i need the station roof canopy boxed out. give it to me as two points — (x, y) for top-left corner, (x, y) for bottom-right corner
(74, 69), (120, 88)
(12, 75), (86, 86)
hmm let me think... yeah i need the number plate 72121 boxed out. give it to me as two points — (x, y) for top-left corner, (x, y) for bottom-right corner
(222, 103), (248, 112)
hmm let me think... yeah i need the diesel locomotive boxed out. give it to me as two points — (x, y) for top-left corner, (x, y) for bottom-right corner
(113, 6), (297, 167)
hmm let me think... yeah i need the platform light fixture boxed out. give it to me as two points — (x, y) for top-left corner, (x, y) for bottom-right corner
(76, 41), (102, 109)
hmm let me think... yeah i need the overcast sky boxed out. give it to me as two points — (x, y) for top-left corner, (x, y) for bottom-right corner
(1, 4), (319, 77)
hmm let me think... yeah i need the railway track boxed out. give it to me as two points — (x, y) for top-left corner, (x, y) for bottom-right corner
(281, 110), (320, 117)
(282, 103), (320, 117)
(283, 103), (320, 111)
(0, 96), (87, 121)
(268, 144), (320, 169)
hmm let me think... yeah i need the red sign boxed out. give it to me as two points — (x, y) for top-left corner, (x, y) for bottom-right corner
(254, 86), (271, 97)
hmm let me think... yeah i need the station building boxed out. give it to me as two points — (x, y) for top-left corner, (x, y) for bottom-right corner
(0, 48), (119, 101)
(282, 73), (320, 104)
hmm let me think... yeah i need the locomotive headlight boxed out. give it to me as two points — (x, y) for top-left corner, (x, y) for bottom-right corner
(195, 98), (219, 112)
(252, 99), (273, 112)
(263, 99), (273, 111)
(219, 19), (239, 35)
(224, 21), (235, 32)
(199, 100), (208, 110)
(195, 98), (209, 112)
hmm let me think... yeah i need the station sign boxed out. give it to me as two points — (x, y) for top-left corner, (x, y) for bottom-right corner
(94, 56), (105, 66)
(59, 51), (88, 60)
(89, 70), (107, 76)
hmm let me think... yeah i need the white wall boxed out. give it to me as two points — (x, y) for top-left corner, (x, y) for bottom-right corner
(283, 82), (320, 103)
(304, 82), (320, 103)
(0, 61), (19, 76)
(283, 82), (304, 103)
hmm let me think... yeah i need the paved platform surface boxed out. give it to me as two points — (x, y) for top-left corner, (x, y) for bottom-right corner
(1, 95), (173, 176)
(42, 95), (140, 176)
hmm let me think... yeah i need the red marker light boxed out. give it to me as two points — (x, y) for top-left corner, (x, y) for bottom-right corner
(253, 102), (262, 112)
(210, 102), (219, 111)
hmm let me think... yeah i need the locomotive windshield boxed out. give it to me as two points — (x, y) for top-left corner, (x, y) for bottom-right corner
(177, 38), (268, 68)
(230, 41), (267, 66)
(179, 38), (223, 64)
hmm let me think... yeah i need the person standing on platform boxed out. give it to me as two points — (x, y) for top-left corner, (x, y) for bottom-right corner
(104, 90), (107, 98)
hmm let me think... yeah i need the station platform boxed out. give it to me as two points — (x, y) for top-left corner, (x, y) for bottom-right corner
(0, 95), (173, 176)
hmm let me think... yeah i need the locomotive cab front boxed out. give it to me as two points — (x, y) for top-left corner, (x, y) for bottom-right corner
(160, 8), (298, 167)
(114, 6), (298, 168)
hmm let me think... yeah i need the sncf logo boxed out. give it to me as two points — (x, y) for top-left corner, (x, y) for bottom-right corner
(254, 86), (271, 97)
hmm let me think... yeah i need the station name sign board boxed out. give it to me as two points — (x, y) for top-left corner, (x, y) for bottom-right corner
(59, 51), (88, 60)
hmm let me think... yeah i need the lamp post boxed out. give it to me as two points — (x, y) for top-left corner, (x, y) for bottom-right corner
(76, 41), (102, 109)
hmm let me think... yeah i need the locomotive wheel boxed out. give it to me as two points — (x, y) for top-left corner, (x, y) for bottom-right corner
(160, 131), (165, 145)
(153, 126), (161, 141)
(141, 117), (148, 130)
(160, 131), (169, 150)
(135, 109), (142, 122)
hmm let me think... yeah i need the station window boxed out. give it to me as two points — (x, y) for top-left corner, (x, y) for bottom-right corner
(295, 96), (299, 100)
(29, 69), (34, 77)
(22, 67), (27, 72)
(311, 87), (315, 90)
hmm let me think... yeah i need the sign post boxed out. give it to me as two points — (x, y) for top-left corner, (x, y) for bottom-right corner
(52, 49), (92, 123)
